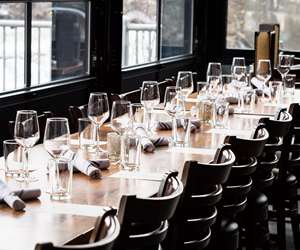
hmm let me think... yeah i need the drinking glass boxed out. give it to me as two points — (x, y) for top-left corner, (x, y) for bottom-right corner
(173, 112), (191, 147)
(176, 71), (194, 98)
(256, 59), (272, 103)
(231, 57), (245, 74)
(164, 86), (185, 143)
(233, 66), (248, 111)
(78, 118), (94, 151)
(285, 74), (296, 96)
(276, 54), (294, 91)
(130, 103), (144, 127)
(269, 81), (283, 105)
(207, 62), (222, 97)
(222, 74), (233, 96)
(140, 81), (160, 134)
(197, 82), (209, 97)
(88, 92), (110, 153)
(213, 97), (229, 128)
(107, 132), (121, 163)
(110, 100), (132, 135)
(48, 158), (73, 200)
(3, 139), (23, 176)
(14, 110), (40, 182)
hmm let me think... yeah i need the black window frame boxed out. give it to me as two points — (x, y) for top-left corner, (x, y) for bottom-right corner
(0, 0), (96, 97)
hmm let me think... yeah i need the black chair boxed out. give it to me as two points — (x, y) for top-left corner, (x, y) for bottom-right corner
(35, 208), (120, 250)
(163, 144), (235, 250)
(8, 111), (53, 144)
(216, 124), (269, 250)
(68, 104), (88, 133)
(238, 110), (293, 250)
(265, 104), (300, 250)
(115, 171), (183, 250)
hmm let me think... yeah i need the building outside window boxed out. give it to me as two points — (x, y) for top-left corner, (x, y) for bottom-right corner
(122, 0), (193, 68)
(227, 0), (300, 51)
(0, 1), (89, 93)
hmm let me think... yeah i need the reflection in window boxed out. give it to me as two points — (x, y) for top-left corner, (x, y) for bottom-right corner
(227, 0), (300, 51)
(0, 3), (25, 92)
(122, 0), (157, 67)
(161, 0), (193, 58)
(31, 2), (89, 86)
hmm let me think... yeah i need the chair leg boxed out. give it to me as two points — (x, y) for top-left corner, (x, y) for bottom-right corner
(276, 205), (286, 250)
(291, 215), (300, 250)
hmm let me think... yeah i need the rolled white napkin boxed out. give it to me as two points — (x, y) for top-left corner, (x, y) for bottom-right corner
(62, 151), (110, 180)
(0, 179), (41, 211)
(135, 127), (169, 153)
(156, 119), (200, 133)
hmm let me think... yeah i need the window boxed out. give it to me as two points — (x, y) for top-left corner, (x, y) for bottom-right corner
(0, 1), (89, 93)
(122, 0), (193, 68)
(227, 0), (300, 51)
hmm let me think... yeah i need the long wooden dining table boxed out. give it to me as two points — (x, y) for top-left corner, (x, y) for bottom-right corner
(0, 91), (299, 250)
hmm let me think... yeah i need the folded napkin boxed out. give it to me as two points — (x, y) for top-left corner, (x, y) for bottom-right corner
(135, 127), (169, 153)
(0, 179), (41, 211)
(62, 151), (110, 180)
(156, 119), (200, 133)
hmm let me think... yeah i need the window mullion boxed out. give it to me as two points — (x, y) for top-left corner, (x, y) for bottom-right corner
(157, 0), (162, 61)
(25, 2), (32, 88)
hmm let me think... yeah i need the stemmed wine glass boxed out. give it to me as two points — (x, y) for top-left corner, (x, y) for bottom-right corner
(140, 81), (160, 134)
(14, 110), (40, 182)
(233, 66), (248, 111)
(176, 71), (194, 99)
(207, 62), (222, 98)
(88, 92), (110, 154)
(110, 100), (132, 134)
(256, 59), (272, 103)
(44, 118), (70, 161)
(276, 54), (294, 92)
(231, 57), (245, 74)
(164, 86), (185, 143)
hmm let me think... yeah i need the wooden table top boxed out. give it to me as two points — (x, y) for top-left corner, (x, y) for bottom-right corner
(0, 91), (299, 250)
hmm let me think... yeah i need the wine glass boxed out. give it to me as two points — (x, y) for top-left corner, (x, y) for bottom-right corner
(110, 100), (132, 135)
(44, 118), (70, 160)
(164, 86), (185, 142)
(233, 66), (248, 112)
(231, 57), (245, 74)
(256, 59), (272, 103)
(140, 81), (160, 134)
(276, 54), (294, 92)
(164, 86), (184, 117)
(207, 62), (222, 98)
(14, 110), (40, 182)
(176, 71), (194, 99)
(88, 92), (110, 154)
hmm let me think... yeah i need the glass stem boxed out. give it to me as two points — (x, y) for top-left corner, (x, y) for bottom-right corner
(145, 109), (152, 133)
(172, 116), (177, 144)
(24, 147), (29, 180)
(95, 124), (100, 153)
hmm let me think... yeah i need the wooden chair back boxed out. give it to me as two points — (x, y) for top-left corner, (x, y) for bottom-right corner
(68, 104), (88, 133)
(116, 171), (183, 249)
(35, 208), (120, 250)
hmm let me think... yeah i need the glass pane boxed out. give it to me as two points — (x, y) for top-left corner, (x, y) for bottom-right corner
(0, 3), (25, 92)
(31, 2), (89, 86)
(161, 0), (193, 58)
(122, 0), (158, 67)
(227, 0), (300, 51)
